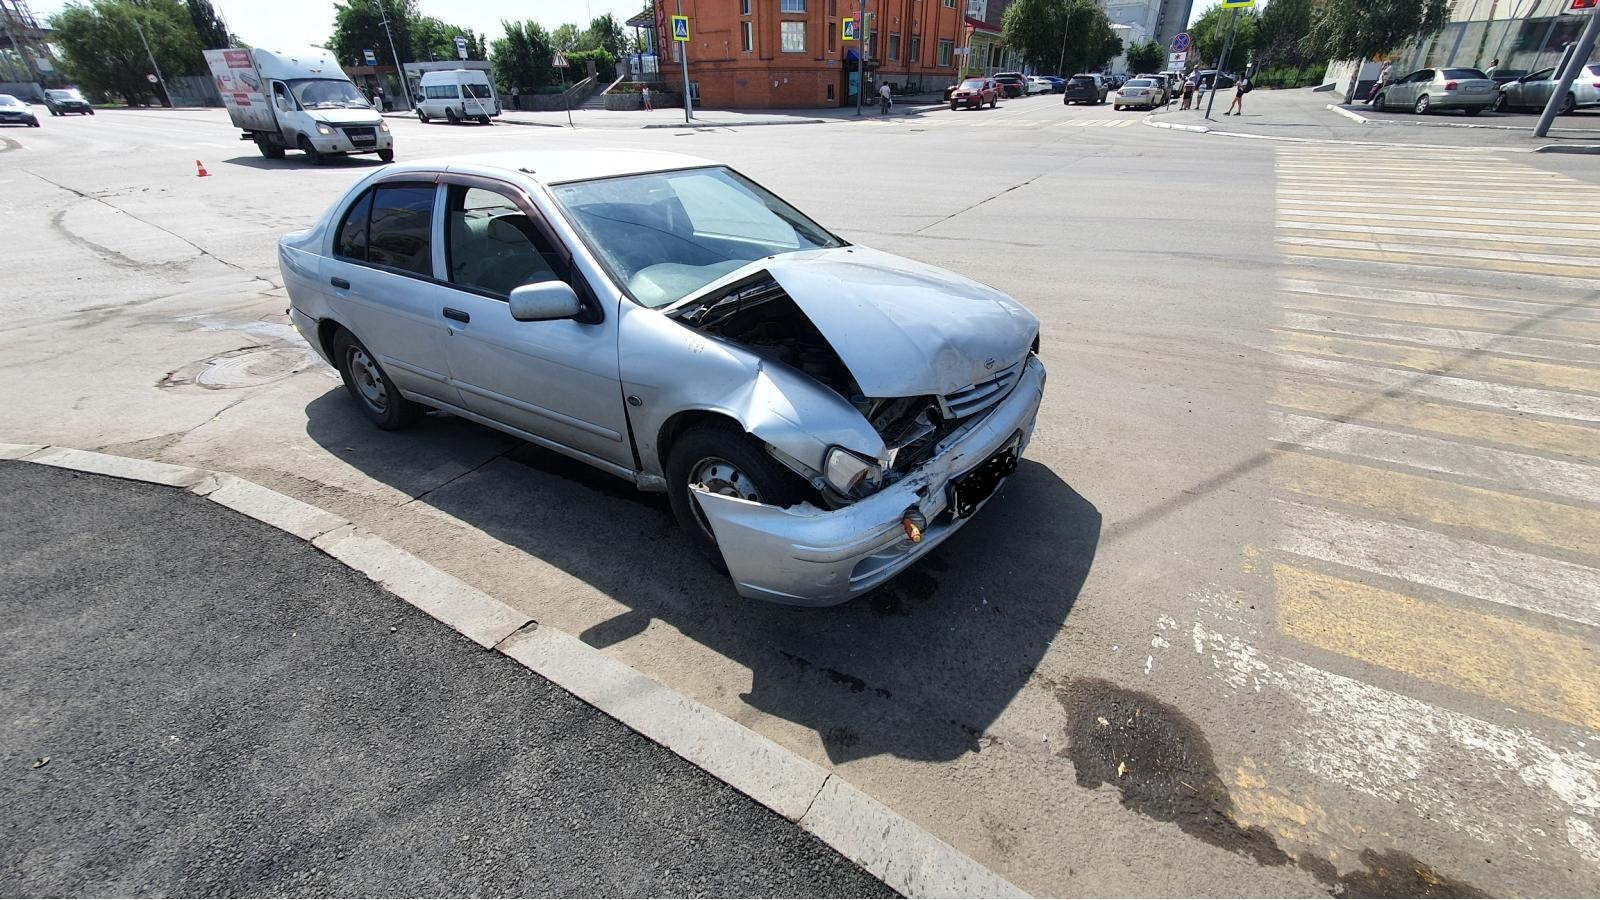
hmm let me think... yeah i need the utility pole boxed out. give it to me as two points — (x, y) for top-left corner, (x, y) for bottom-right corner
(1057, 7), (1070, 74)
(856, 0), (867, 115)
(376, 0), (409, 110)
(1533, 6), (1598, 137)
(130, 17), (170, 107)
(1203, 6), (1238, 119)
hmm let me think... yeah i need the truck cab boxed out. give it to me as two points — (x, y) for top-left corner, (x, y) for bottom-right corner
(206, 47), (394, 164)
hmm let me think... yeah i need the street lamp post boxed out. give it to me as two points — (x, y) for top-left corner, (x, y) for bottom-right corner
(376, 0), (409, 110)
(1533, 7), (1598, 137)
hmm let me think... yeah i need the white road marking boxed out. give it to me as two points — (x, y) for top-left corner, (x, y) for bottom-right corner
(1278, 277), (1600, 322)
(1276, 500), (1600, 628)
(1278, 207), (1600, 232)
(1277, 236), (1600, 270)
(1270, 410), (1600, 502)
(1279, 197), (1600, 219)
(1276, 355), (1600, 423)
(1278, 218), (1598, 249)
(1279, 190), (1587, 206)
(1276, 313), (1600, 364)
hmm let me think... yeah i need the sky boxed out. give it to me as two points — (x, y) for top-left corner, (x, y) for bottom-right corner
(33, 0), (1219, 51)
(31, 0), (652, 51)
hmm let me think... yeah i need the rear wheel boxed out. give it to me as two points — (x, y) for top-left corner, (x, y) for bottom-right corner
(1373, 93), (1387, 110)
(331, 328), (423, 431)
(256, 134), (285, 159)
(478, 115), (491, 125)
(1415, 94), (1430, 114)
(665, 421), (815, 571)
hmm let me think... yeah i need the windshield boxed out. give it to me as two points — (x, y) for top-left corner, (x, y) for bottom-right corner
(0, 95), (23, 106)
(48, 89), (84, 100)
(552, 166), (845, 309)
(288, 78), (371, 109)
(959, 80), (986, 89)
(464, 83), (493, 99)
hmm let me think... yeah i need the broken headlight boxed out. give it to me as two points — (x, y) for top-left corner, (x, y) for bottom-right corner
(824, 447), (883, 498)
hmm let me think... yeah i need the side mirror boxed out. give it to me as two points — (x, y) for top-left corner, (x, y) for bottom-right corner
(509, 280), (582, 322)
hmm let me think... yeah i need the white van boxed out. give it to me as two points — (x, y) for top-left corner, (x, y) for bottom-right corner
(204, 47), (393, 163)
(415, 69), (499, 125)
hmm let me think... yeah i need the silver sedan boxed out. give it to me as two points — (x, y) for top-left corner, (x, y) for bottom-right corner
(1493, 64), (1600, 114)
(1374, 67), (1496, 115)
(280, 151), (1045, 606)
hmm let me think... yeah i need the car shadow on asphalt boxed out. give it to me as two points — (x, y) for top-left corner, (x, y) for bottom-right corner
(304, 390), (1101, 765)
(222, 155), (388, 170)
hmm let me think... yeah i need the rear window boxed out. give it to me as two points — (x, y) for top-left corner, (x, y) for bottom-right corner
(465, 83), (493, 99)
(1443, 68), (1486, 79)
(1070, 76), (1095, 85)
(1126, 79), (1152, 86)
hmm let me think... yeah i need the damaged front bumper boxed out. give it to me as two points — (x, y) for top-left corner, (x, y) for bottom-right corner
(693, 355), (1046, 606)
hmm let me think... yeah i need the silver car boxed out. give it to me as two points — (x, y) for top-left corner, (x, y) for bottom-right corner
(1493, 64), (1600, 114)
(1113, 78), (1163, 110)
(281, 151), (1046, 606)
(1373, 67), (1496, 115)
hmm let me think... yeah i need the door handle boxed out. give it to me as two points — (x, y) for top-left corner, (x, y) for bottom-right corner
(330, 277), (350, 290)
(443, 307), (470, 324)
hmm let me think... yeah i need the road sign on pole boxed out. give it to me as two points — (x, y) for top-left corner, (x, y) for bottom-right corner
(552, 51), (568, 67)
(1170, 32), (1191, 53)
(672, 16), (692, 124)
(1168, 51), (1189, 69)
(1219, 0), (1254, 8)
(842, 17), (857, 40)
(454, 35), (468, 59)
(1204, 6), (1241, 118)
(363, 48), (377, 65)
(671, 15), (690, 41)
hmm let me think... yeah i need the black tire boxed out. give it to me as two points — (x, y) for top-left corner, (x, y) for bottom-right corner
(377, 148), (394, 162)
(256, 134), (285, 159)
(297, 134), (325, 165)
(665, 421), (816, 571)
(951, 101), (959, 111)
(1415, 94), (1430, 114)
(1113, 104), (1121, 111)
(1491, 93), (1507, 112)
(1373, 93), (1386, 110)
(478, 115), (491, 125)
(88, 108), (95, 115)
(1560, 93), (1576, 115)
(446, 108), (459, 125)
(331, 327), (423, 430)
(417, 109), (428, 123)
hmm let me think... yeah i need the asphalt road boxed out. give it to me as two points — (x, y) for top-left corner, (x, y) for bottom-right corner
(2, 92), (1598, 896)
(0, 461), (891, 898)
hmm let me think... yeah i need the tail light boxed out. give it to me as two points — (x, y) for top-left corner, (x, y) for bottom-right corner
(1445, 81), (1458, 90)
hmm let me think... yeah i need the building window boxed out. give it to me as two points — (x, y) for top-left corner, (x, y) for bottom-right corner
(741, 0), (750, 13)
(937, 38), (953, 66)
(889, 32), (900, 60)
(780, 0), (805, 11)
(943, 0), (956, 7)
(909, 34), (921, 63)
(828, 0), (836, 14)
(869, 29), (877, 58)
(781, 21), (806, 52)
(741, 20), (754, 51)
(828, 23), (837, 52)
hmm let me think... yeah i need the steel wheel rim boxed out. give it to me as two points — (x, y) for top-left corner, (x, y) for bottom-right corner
(688, 456), (761, 539)
(347, 347), (388, 412)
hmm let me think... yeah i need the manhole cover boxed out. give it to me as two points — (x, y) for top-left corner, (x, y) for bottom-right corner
(162, 346), (321, 389)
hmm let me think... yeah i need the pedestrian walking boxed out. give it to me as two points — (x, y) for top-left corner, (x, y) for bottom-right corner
(878, 81), (893, 115)
(642, 85), (653, 111)
(1180, 72), (1196, 110)
(1367, 61), (1391, 104)
(1225, 72), (1251, 115)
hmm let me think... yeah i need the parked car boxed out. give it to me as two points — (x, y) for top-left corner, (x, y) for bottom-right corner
(993, 72), (1028, 98)
(1041, 75), (1066, 93)
(1105, 74), (1127, 91)
(1193, 70), (1235, 90)
(1374, 67), (1496, 115)
(1113, 78), (1163, 110)
(1026, 76), (1053, 95)
(1492, 65), (1600, 114)
(416, 68), (500, 125)
(1485, 67), (1529, 88)
(1062, 74), (1107, 105)
(282, 151), (1045, 606)
(1133, 73), (1170, 104)
(0, 94), (40, 127)
(949, 77), (1000, 110)
(44, 88), (94, 116)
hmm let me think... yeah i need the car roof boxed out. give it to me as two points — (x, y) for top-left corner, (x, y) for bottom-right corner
(388, 150), (719, 186)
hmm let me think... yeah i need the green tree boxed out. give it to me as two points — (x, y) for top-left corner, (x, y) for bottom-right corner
(1001, 0), (1121, 73)
(1305, 0), (1448, 99)
(1125, 39), (1164, 73)
(490, 18), (554, 93)
(1189, 4), (1259, 72)
(551, 23), (581, 52)
(328, 0), (417, 68)
(411, 16), (485, 61)
(184, 0), (229, 50)
(51, 0), (203, 106)
(582, 14), (627, 58)
(1256, 0), (1314, 67)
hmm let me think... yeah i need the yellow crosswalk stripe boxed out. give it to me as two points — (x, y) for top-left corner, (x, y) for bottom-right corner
(1270, 449), (1600, 557)
(1273, 563), (1600, 732)
(1275, 330), (1600, 393)
(1271, 380), (1600, 463)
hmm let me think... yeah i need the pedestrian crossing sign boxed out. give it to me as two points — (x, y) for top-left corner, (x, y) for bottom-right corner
(1219, 0), (1255, 7)
(842, 17), (857, 40)
(671, 15), (690, 42)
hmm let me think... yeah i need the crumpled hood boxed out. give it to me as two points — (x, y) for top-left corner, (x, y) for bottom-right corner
(761, 247), (1039, 398)
(309, 108), (383, 126)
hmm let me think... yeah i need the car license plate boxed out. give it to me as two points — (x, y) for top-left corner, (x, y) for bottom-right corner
(949, 443), (1019, 518)
(1466, 84), (1489, 93)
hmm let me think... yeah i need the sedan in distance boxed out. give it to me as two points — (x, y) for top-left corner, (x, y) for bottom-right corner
(1027, 76), (1054, 95)
(44, 88), (94, 116)
(993, 72), (1028, 98)
(949, 77), (999, 110)
(1374, 67), (1496, 115)
(1493, 65), (1600, 114)
(1113, 78), (1163, 110)
(1062, 74), (1107, 105)
(0, 94), (40, 127)
(280, 151), (1046, 606)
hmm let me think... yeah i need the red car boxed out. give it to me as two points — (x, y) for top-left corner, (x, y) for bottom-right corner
(949, 77), (999, 110)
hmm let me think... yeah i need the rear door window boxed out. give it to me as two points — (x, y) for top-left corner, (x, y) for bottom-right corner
(367, 184), (436, 277)
(335, 191), (373, 261)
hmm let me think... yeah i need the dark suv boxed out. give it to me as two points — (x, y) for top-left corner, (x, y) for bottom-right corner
(993, 72), (1027, 98)
(1062, 74), (1106, 105)
(44, 88), (94, 116)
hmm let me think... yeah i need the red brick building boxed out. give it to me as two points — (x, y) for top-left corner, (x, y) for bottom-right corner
(652, 0), (968, 108)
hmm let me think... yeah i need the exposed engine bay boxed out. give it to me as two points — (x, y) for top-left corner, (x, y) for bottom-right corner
(673, 275), (977, 484)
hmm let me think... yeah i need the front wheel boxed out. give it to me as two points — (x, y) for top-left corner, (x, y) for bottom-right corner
(951, 101), (959, 111)
(416, 109), (428, 123)
(1491, 93), (1507, 112)
(297, 134), (325, 165)
(1560, 93), (1576, 115)
(377, 148), (394, 162)
(1415, 94), (1430, 114)
(445, 108), (459, 125)
(665, 421), (815, 571)
(331, 328), (423, 430)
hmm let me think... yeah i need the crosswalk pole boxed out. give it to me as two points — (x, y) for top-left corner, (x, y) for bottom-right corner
(1204, 7), (1238, 120)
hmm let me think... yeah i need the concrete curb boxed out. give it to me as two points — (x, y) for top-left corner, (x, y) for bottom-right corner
(1141, 114), (1210, 133)
(640, 118), (827, 129)
(1324, 102), (1600, 136)
(1325, 103), (1370, 124)
(5, 444), (1027, 900)
(1534, 143), (1600, 154)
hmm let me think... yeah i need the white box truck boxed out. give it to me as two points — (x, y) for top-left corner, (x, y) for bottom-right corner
(204, 47), (393, 164)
